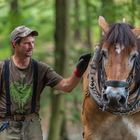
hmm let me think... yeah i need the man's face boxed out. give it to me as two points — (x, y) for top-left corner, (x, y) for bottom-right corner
(14, 36), (35, 58)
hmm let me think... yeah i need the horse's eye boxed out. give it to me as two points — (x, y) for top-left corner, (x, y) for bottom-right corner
(102, 50), (108, 58)
(130, 52), (138, 62)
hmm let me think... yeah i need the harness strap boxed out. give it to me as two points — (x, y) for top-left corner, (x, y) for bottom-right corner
(4, 60), (11, 116)
(31, 59), (38, 113)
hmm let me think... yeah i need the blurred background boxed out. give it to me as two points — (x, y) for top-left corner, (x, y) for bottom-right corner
(0, 0), (139, 139)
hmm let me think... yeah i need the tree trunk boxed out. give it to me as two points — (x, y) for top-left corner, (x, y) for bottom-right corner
(130, 0), (136, 24)
(100, 0), (116, 38)
(84, 0), (92, 48)
(100, 0), (116, 23)
(74, 0), (81, 41)
(9, 0), (21, 54)
(60, 114), (69, 140)
(9, 0), (21, 31)
(47, 0), (69, 140)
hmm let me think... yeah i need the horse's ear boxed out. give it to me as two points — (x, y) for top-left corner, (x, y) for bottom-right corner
(98, 16), (109, 34)
(132, 28), (140, 38)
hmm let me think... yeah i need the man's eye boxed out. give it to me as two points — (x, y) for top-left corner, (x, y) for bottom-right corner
(23, 42), (29, 45)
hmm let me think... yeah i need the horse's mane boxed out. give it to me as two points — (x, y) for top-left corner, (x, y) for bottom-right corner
(105, 23), (136, 48)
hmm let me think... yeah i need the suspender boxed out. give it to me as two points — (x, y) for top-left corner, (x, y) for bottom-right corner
(31, 60), (38, 113)
(3, 59), (38, 116)
(4, 60), (11, 116)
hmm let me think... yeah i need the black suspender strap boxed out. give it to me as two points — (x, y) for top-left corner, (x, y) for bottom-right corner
(31, 59), (38, 113)
(4, 60), (11, 116)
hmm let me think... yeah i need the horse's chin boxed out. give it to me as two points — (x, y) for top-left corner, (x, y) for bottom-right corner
(102, 102), (128, 112)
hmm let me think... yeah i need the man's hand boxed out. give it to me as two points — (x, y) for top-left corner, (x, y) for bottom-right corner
(74, 53), (91, 77)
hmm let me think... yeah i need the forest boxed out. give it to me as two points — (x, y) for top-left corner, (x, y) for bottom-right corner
(0, 0), (140, 140)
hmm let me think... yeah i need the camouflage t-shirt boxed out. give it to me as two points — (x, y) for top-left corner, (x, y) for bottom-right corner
(0, 58), (62, 115)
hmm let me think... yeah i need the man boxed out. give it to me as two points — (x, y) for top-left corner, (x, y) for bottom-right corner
(0, 26), (91, 140)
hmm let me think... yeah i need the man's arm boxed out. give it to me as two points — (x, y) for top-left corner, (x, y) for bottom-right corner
(54, 73), (80, 92)
(54, 53), (91, 92)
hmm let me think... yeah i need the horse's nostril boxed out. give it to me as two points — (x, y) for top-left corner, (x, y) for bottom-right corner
(119, 96), (126, 105)
(104, 85), (107, 90)
(103, 94), (108, 102)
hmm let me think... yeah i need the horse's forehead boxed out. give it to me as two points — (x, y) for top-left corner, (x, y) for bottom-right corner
(115, 44), (124, 54)
(102, 43), (133, 55)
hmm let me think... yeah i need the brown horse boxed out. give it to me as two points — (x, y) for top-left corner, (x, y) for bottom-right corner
(82, 16), (140, 140)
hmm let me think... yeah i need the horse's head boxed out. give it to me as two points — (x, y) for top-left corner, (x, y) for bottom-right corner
(89, 16), (140, 114)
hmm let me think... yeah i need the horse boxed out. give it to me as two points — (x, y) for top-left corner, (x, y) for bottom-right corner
(82, 16), (140, 140)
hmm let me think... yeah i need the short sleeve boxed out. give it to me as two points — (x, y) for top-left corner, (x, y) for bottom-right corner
(38, 62), (63, 87)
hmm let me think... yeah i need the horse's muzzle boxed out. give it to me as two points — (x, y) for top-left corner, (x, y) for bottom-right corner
(102, 86), (128, 109)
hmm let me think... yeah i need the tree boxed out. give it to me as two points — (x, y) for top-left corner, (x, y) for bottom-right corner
(100, 0), (116, 23)
(9, 0), (21, 30)
(84, 0), (92, 48)
(47, 0), (69, 140)
(74, 0), (81, 41)
(8, 0), (21, 54)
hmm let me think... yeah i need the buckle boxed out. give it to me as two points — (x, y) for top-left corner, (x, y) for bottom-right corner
(13, 115), (25, 121)
(20, 116), (25, 121)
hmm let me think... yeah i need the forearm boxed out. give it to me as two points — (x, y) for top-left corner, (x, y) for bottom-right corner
(54, 73), (81, 92)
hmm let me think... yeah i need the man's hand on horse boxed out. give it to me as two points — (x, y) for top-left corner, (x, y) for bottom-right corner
(74, 53), (91, 77)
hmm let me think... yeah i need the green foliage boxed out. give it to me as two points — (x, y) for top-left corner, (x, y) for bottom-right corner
(0, 42), (11, 60)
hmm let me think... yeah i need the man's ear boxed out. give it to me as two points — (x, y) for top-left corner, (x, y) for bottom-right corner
(11, 41), (16, 48)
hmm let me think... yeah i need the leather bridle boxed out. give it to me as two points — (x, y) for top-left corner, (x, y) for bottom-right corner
(89, 48), (140, 115)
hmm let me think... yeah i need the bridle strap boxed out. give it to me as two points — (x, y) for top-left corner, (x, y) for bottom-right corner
(105, 80), (129, 88)
(31, 59), (38, 113)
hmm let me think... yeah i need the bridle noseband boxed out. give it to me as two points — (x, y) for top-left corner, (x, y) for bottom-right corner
(105, 81), (128, 88)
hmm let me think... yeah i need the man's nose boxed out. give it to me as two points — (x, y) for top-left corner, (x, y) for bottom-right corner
(29, 43), (34, 49)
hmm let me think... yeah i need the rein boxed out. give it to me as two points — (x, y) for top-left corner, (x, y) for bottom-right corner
(89, 49), (140, 115)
